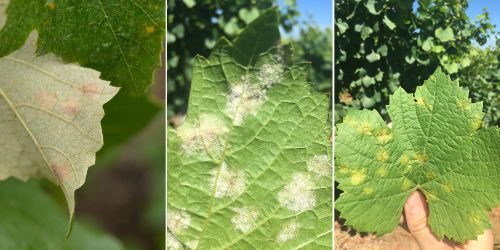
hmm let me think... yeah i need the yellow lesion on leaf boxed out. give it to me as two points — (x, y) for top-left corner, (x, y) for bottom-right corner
(426, 192), (437, 201)
(343, 115), (358, 128)
(416, 97), (425, 106)
(376, 148), (389, 162)
(425, 171), (436, 179)
(375, 129), (392, 144)
(469, 212), (482, 225)
(363, 186), (374, 195)
(358, 121), (373, 135)
(350, 171), (366, 185)
(416, 97), (433, 110)
(442, 182), (453, 193)
(401, 178), (413, 191)
(146, 25), (155, 34)
(376, 167), (388, 177)
(472, 114), (483, 131)
(338, 164), (350, 174)
(399, 154), (410, 165)
(47, 2), (56, 10)
(414, 152), (428, 165)
(458, 99), (471, 110)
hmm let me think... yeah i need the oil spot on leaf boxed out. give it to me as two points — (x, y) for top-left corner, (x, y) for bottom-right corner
(376, 148), (389, 162)
(350, 170), (366, 185)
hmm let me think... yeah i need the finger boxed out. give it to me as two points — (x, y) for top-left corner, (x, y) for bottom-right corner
(404, 191), (443, 250)
(399, 214), (409, 232)
(463, 229), (493, 250)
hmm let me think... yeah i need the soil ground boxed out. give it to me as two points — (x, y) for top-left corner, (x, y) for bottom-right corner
(335, 206), (500, 250)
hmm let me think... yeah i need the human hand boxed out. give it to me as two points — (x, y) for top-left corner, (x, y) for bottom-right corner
(400, 191), (493, 250)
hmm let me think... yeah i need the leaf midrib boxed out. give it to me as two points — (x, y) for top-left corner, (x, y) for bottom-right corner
(0, 88), (55, 180)
(196, 26), (266, 246)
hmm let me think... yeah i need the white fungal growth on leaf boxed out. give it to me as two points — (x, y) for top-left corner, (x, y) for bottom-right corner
(186, 240), (199, 249)
(307, 155), (331, 177)
(257, 63), (284, 88)
(210, 162), (246, 198)
(226, 76), (266, 125)
(167, 232), (182, 250)
(277, 220), (301, 243)
(176, 114), (228, 157)
(278, 173), (316, 212)
(231, 207), (259, 233)
(167, 209), (191, 235)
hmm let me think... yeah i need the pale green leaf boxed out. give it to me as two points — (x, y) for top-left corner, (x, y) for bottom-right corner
(421, 37), (434, 52)
(0, 32), (118, 230)
(336, 20), (348, 34)
(183, 0), (196, 8)
(336, 68), (500, 242)
(168, 8), (332, 249)
(239, 7), (259, 25)
(383, 15), (396, 30)
(435, 27), (455, 42)
(366, 51), (380, 62)
(365, 0), (381, 15)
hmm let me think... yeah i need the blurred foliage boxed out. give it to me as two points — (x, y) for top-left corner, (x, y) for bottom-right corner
(289, 26), (333, 93)
(100, 90), (162, 156)
(460, 39), (500, 126)
(335, 0), (498, 126)
(167, 0), (301, 118)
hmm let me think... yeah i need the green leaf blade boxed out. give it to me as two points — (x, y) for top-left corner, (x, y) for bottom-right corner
(336, 68), (500, 242)
(0, 0), (165, 95)
(168, 9), (332, 249)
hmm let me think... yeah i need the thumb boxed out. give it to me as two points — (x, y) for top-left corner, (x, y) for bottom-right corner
(404, 191), (442, 249)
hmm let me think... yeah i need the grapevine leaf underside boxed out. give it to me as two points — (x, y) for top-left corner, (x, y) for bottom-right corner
(336, 68), (500, 242)
(167, 8), (332, 249)
(0, 32), (118, 231)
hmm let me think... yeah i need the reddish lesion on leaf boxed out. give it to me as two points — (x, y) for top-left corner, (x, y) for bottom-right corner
(50, 161), (70, 184)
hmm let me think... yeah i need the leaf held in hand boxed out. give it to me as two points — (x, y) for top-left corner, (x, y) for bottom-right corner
(335, 68), (500, 242)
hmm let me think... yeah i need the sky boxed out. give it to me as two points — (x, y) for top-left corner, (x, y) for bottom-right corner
(282, 0), (499, 44)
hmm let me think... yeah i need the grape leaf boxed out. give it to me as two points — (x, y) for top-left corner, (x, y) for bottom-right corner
(0, 32), (118, 232)
(0, 0), (164, 95)
(167, 8), (332, 249)
(0, 179), (124, 250)
(435, 27), (455, 42)
(335, 68), (500, 242)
